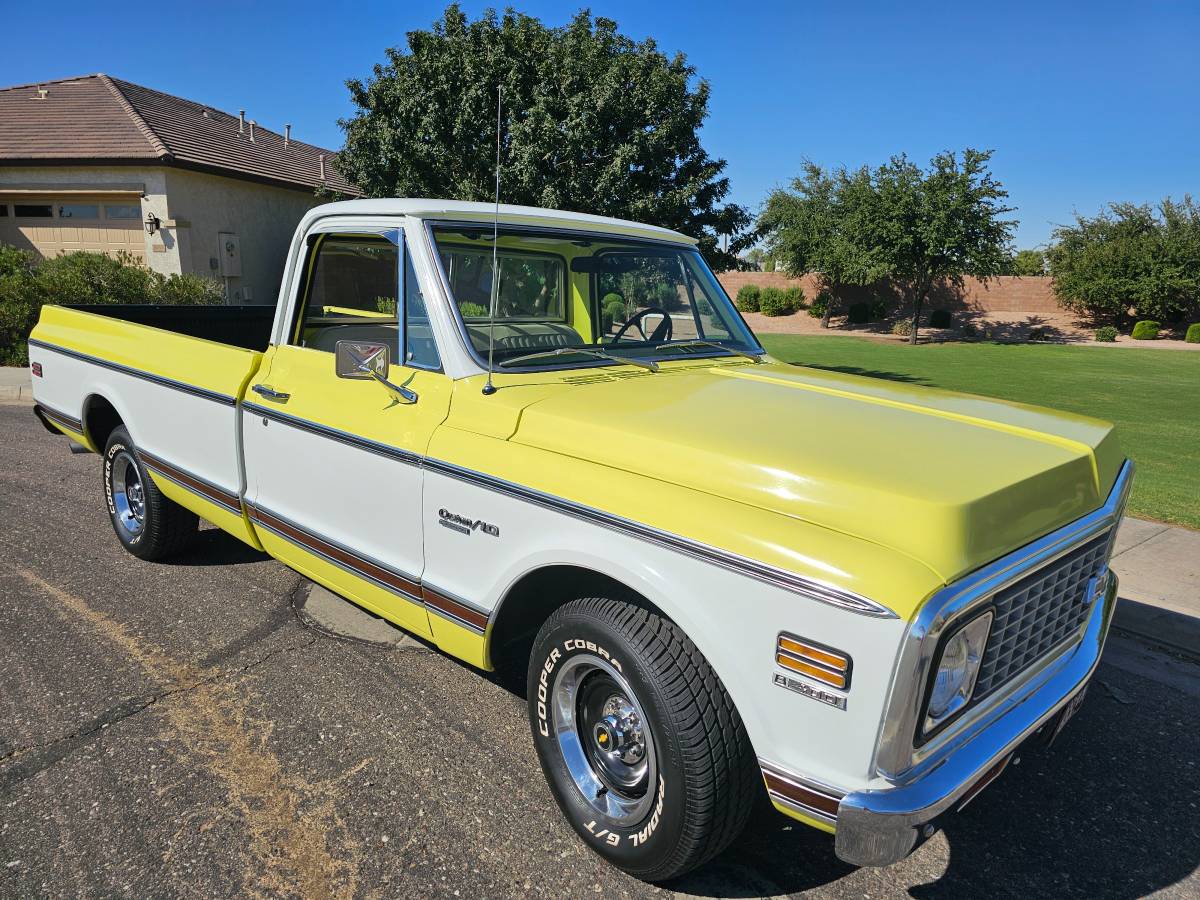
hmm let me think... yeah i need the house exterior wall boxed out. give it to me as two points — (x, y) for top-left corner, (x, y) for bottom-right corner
(0, 164), (177, 275)
(162, 168), (323, 305)
(0, 164), (325, 305)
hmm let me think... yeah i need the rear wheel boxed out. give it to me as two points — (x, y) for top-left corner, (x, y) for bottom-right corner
(527, 596), (758, 882)
(103, 426), (197, 560)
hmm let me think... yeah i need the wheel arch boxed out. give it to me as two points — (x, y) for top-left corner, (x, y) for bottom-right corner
(486, 563), (675, 682)
(81, 392), (129, 452)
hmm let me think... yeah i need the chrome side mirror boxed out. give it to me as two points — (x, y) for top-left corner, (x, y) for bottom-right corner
(334, 341), (417, 404)
(335, 341), (389, 380)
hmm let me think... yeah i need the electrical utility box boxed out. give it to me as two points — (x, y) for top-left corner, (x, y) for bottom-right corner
(217, 232), (242, 277)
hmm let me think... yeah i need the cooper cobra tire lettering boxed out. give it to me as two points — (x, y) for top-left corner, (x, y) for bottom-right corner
(527, 597), (755, 881)
(536, 646), (561, 736)
(631, 777), (666, 847)
(104, 442), (141, 546)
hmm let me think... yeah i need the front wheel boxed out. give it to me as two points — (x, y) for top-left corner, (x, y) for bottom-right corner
(103, 426), (197, 560)
(527, 596), (758, 882)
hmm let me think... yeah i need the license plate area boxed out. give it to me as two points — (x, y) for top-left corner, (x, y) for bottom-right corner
(1044, 684), (1089, 747)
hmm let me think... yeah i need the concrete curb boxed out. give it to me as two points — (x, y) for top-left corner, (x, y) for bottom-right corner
(0, 367), (33, 404)
(0, 385), (35, 404)
(1111, 597), (1200, 660)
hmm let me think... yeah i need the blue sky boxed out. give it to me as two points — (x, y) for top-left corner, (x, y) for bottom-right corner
(5, 1), (1196, 248)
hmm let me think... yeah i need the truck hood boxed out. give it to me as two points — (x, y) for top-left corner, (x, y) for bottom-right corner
(510, 361), (1124, 583)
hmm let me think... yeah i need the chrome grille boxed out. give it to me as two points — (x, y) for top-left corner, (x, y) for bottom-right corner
(973, 530), (1113, 699)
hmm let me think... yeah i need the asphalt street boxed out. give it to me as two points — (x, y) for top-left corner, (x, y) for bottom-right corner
(1, 403), (1198, 899)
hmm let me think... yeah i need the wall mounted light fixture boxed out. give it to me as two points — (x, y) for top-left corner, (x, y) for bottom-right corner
(144, 213), (160, 235)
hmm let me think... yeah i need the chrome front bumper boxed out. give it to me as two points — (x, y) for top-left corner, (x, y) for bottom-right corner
(833, 570), (1118, 867)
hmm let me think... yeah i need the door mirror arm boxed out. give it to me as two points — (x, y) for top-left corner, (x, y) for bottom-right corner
(335, 340), (418, 404)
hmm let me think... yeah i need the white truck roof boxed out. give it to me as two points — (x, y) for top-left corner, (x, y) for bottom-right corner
(304, 198), (698, 245)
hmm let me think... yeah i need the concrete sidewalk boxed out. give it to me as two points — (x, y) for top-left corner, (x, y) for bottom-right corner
(4, 363), (1195, 652)
(0, 366), (32, 402)
(1110, 518), (1200, 657)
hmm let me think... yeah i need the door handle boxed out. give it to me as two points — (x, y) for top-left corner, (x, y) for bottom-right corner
(252, 384), (290, 402)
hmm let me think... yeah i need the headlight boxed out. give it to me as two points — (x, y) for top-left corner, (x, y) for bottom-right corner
(923, 610), (993, 736)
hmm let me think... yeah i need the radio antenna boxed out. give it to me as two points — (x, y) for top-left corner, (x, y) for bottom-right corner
(482, 84), (502, 396)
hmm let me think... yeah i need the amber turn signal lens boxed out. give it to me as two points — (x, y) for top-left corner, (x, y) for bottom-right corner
(776, 634), (851, 690)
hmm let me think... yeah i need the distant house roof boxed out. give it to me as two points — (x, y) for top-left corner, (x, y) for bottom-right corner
(0, 74), (359, 195)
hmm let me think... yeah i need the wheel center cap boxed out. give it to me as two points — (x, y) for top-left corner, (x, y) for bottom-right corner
(593, 721), (617, 752)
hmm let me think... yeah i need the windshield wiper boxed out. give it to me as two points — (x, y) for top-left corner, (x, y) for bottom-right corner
(651, 339), (765, 363)
(497, 347), (659, 372)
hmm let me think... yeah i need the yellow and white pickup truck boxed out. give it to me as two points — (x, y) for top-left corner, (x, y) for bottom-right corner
(29, 199), (1131, 881)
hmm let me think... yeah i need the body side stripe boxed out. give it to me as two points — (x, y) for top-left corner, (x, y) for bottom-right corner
(245, 501), (424, 601)
(37, 403), (84, 433)
(138, 449), (242, 513)
(758, 759), (844, 823)
(29, 339), (238, 406)
(241, 401), (423, 466)
(42, 344), (893, 617)
(243, 404), (892, 617)
(421, 584), (489, 632)
(423, 458), (895, 619)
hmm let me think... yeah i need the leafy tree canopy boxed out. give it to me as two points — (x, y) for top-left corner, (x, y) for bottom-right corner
(1010, 248), (1046, 276)
(1047, 197), (1200, 324)
(337, 4), (750, 269)
(760, 150), (1015, 341)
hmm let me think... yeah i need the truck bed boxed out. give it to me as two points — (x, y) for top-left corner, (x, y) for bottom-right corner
(28, 304), (268, 546)
(66, 304), (276, 352)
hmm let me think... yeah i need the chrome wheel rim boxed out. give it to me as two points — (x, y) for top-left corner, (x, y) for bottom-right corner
(552, 654), (656, 825)
(110, 451), (145, 537)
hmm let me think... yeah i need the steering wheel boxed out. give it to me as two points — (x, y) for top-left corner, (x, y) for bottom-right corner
(610, 307), (673, 345)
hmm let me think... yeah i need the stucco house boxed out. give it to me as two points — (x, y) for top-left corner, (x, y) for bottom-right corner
(0, 74), (359, 303)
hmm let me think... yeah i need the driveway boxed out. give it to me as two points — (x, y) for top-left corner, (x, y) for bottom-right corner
(2, 404), (1198, 898)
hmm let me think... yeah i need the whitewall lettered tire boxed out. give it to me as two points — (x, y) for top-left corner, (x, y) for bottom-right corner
(527, 596), (758, 882)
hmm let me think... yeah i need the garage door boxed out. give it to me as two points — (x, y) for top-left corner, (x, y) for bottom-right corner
(0, 197), (146, 261)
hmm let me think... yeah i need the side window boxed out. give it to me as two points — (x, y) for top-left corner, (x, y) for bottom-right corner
(294, 235), (399, 357)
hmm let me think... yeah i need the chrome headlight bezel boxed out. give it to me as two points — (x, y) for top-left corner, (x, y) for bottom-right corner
(918, 609), (994, 741)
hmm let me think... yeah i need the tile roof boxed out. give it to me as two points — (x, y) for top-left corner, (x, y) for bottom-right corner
(0, 74), (359, 195)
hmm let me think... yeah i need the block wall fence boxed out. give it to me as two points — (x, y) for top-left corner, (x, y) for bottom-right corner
(716, 272), (1059, 314)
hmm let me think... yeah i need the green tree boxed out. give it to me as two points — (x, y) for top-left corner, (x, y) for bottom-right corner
(1011, 249), (1046, 276)
(337, 5), (750, 270)
(759, 162), (891, 328)
(870, 150), (1015, 344)
(1047, 197), (1200, 324)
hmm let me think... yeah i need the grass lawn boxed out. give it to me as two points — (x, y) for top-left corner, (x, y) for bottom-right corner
(759, 335), (1200, 530)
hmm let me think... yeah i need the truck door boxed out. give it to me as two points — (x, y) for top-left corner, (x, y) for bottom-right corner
(242, 228), (449, 637)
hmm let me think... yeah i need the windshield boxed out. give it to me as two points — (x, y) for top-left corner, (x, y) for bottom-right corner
(431, 225), (761, 370)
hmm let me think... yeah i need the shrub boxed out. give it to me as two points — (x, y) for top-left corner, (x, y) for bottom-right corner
(735, 284), (760, 313)
(1131, 320), (1161, 340)
(960, 321), (978, 339)
(808, 290), (831, 319)
(0, 247), (223, 365)
(34, 250), (158, 306)
(157, 273), (226, 306)
(869, 297), (890, 321)
(928, 308), (953, 328)
(892, 319), (913, 337)
(759, 286), (797, 317)
(1095, 325), (1118, 342)
(601, 293), (627, 332)
(782, 286), (806, 310)
(459, 301), (489, 318)
(1028, 326), (1051, 341)
(846, 302), (870, 325)
(1186, 323), (1200, 343)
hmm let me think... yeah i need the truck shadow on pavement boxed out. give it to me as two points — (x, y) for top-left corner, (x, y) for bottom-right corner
(172, 529), (1198, 898)
(163, 526), (270, 567)
(669, 659), (1200, 898)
